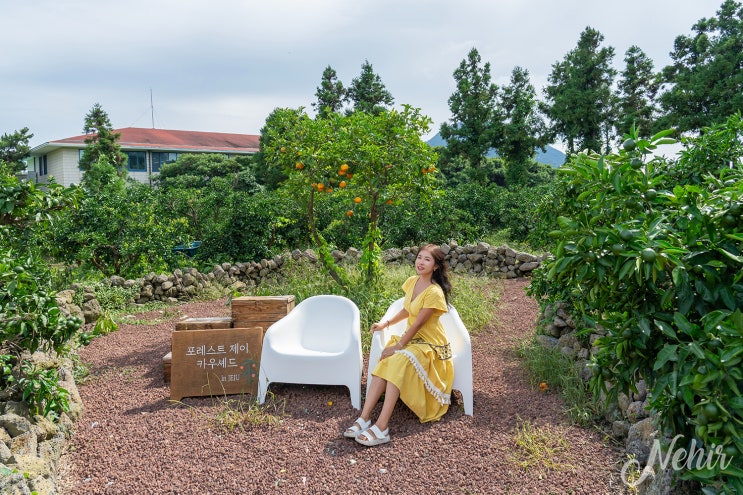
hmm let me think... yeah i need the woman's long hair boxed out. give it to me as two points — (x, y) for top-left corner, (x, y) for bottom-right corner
(418, 244), (452, 306)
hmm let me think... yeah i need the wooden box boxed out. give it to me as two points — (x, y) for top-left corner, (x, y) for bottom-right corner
(163, 352), (172, 383)
(230, 296), (295, 334)
(175, 316), (233, 331)
(169, 327), (263, 400)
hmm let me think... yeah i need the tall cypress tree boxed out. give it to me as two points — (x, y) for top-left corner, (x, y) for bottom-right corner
(542, 27), (616, 155)
(440, 47), (500, 171)
(79, 103), (126, 173)
(347, 60), (394, 115)
(495, 66), (549, 187)
(312, 65), (348, 118)
(659, 0), (743, 133)
(616, 46), (660, 137)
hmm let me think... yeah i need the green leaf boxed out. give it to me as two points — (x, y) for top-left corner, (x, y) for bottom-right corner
(687, 342), (705, 360)
(719, 248), (743, 263)
(654, 344), (679, 370)
(618, 258), (635, 280)
(650, 128), (675, 141)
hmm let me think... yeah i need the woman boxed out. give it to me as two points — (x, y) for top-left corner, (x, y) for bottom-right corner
(344, 244), (454, 446)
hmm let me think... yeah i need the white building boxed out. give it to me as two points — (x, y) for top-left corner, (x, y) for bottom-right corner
(29, 127), (260, 187)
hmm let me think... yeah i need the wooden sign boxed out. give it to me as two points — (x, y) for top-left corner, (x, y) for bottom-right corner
(169, 327), (263, 401)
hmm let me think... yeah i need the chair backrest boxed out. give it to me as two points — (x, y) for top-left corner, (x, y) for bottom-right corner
(439, 306), (470, 358)
(295, 295), (359, 352)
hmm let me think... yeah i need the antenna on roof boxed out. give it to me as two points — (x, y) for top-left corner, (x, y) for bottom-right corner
(150, 88), (155, 129)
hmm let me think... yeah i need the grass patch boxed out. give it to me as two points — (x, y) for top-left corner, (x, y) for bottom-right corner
(450, 274), (502, 335)
(511, 418), (571, 472)
(112, 305), (181, 326)
(208, 394), (287, 431)
(515, 337), (601, 426)
(74, 257), (503, 353)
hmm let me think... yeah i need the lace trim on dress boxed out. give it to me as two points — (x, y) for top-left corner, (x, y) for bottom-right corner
(397, 349), (451, 406)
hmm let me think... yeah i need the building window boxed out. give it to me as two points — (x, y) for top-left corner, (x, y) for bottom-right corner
(78, 149), (84, 167)
(37, 155), (48, 176)
(126, 151), (147, 171)
(151, 152), (180, 173)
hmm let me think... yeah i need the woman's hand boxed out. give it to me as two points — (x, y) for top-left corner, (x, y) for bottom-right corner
(380, 343), (402, 360)
(370, 320), (389, 333)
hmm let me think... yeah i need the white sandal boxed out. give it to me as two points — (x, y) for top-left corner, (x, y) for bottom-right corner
(355, 425), (390, 446)
(344, 417), (371, 438)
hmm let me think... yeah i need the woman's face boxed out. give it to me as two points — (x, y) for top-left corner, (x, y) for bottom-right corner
(415, 248), (437, 277)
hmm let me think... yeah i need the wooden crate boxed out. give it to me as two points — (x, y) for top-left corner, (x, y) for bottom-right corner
(175, 316), (232, 331)
(163, 352), (172, 383)
(169, 327), (263, 400)
(231, 296), (294, 334)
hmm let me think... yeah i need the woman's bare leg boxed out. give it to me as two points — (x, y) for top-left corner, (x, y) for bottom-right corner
(360, 375), (387, 421)
(373, 380), (400, 432)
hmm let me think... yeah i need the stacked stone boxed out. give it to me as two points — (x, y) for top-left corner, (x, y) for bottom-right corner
(375, 241), (543, 278)
(535, 302), (681, 495)
(55, 243), (544, 325)
(0, 357), (83, 495)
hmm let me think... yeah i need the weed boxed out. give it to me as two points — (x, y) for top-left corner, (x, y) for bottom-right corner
(171, 392), (287, 431)
(511, 418), (571, 472)
(515, 337), (601, 426)
(620, 454), (642, 495)
(211, 395), (287, 431)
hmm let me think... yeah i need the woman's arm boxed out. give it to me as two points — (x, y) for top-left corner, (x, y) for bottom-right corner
(370, 308), (409, 332)
(380, 308), (435, 359)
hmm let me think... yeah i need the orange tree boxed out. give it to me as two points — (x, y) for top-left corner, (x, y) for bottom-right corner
(528, 115), (743, 492)
(261, 105), (438, 289)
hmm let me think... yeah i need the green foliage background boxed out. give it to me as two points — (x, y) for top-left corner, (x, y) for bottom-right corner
(528, 115), (743, 493)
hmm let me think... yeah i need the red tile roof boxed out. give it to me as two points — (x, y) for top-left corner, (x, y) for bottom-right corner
(49, 127), (260, 154)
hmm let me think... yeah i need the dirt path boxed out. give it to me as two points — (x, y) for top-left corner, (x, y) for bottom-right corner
(59, 278), (626, 494)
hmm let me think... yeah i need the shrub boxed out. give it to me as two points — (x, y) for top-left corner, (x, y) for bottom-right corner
(528, 118), (743, 492)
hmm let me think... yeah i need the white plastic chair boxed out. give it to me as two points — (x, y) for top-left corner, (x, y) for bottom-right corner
(257, 295), (363, 409)
(366, 297), (473, 416)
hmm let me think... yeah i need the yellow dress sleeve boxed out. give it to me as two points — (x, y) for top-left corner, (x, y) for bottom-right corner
(422, 284), (448, 314)
(402, 276), (417, 295)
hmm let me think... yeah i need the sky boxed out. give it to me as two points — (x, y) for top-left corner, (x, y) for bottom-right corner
(0, 0), (726, 150)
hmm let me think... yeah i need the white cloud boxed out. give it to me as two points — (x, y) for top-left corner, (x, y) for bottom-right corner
(0, 0), (724, 145)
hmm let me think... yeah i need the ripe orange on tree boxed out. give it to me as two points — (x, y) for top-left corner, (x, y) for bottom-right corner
(339, 181), (347, 188)
(354, 197), (362, 204)
(295, 162), (304, 170)
(346, 210), (354, 217)
(340, 163), (349, 172)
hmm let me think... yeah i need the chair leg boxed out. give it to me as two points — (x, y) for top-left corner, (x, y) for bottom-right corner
(462, 387), (473, 416)
(348, 382), (361, 410)
(257, 368), (268, 404)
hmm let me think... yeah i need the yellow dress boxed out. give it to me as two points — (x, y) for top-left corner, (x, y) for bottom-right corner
(372, 275), (454, 422)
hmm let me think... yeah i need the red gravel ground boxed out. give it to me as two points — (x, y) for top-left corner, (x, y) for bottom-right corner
(58, 278), (628, 494)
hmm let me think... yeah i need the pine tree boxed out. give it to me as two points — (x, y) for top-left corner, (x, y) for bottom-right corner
(312, 65), (348, 118)
(347, 60), (394, 115)
(440, 48), (500, 171)
(0, 127), (34, 175)
(616, 46), (660, 138)
(79, 103), (126, 173)
(659, 0), (743, 133)
(495, 66), (550, 187)
(542, 27), (616, 155)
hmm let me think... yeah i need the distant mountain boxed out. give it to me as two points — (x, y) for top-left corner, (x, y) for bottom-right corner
(426, 133), (565, 168)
